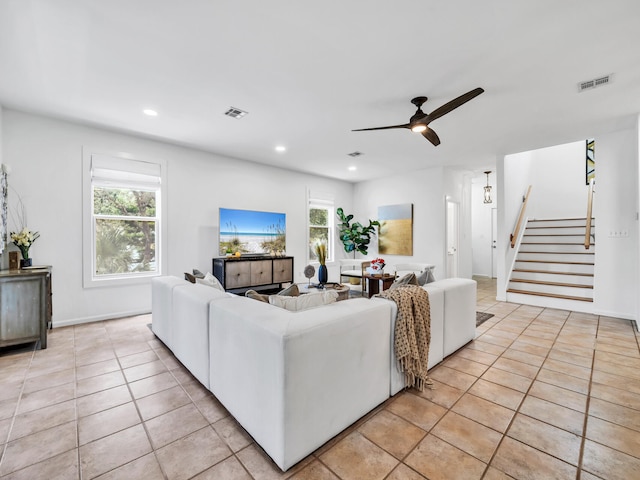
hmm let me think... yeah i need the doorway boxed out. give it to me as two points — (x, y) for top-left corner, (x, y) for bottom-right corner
(491, 207), (498, 278)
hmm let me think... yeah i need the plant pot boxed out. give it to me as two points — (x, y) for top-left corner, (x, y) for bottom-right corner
(318, 265), (328, 284)
(20, 258), (32, 268)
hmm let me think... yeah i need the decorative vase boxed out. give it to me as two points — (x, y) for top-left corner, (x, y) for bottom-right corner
(318, 264), (328, 284)
(20, 258), (32, 268)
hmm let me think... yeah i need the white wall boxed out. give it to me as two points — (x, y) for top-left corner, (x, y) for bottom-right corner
(526, 141), (588, 219)
(592, 126), (639, 319)
(2, 109), (354, 326)
(497, 151), (533, 298)
(352, 166), (474, 281)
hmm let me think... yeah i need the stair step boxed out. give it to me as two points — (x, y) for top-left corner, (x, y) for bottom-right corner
(514, 260), (594, 275)
(526, 225), (594, 229)
(511, 270), (594, 286)
(519, 250), (593, 254)
(529, 217), (593, 222)
(506, 289), (594, 302)
(513, 269), (593, 277)
(516, 260), (594, 266)
(521, 242), (595, 246)
(527, 218), (594, 229)
(517, 253), (595, 263)
(509, 279), (593, 289)
(524, 227), (594, 236)
(519, 244), (594, 254)
(524, 233), (594, 236)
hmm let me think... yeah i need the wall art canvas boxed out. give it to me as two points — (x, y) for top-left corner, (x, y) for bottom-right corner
(586, 138), (595, 184)
(378, 203), (413, 255)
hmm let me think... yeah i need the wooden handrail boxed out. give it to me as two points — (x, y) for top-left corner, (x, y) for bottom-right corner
(510, 185), (532, 248)
(585, 178), (595, 249)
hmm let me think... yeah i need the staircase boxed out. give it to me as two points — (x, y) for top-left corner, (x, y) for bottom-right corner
(507, 218), (595, 312)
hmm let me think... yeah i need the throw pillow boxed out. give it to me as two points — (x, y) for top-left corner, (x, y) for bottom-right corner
(416, 268), (435, 286)
(390, 272), (419, 290)
(192, 269), (205, 279)
(245, 289), (269, 303)
(184, 272), (197, 283)
(279, 283), (300, 297)
(245, 284), (300, 303)
(196, 272), (225, 292)
(269, 290), (338, 312)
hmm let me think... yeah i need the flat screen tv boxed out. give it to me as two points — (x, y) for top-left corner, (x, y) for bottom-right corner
(219, 208), (286, 256)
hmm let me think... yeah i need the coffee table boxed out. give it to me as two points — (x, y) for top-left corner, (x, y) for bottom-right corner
(298, 283), (350, 301)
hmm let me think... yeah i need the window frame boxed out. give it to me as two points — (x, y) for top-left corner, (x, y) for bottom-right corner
(82, 149), (167, 288)
(308, 198), (334, 265)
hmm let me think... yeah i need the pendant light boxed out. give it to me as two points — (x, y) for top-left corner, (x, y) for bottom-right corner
(483, 171), (493, 204)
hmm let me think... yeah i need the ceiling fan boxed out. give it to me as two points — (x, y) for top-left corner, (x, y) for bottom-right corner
(352, 87), (484, 146)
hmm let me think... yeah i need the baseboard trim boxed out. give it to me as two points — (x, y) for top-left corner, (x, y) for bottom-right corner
(592, 308), (637, 322)
(53, 309), (151, 328)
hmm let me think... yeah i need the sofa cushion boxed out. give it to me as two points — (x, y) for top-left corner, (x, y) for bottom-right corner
(196, 272), (225, 291)
(269, 290), (338, 311)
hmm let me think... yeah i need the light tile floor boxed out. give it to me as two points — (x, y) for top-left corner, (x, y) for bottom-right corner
(1, 277), (639, 479)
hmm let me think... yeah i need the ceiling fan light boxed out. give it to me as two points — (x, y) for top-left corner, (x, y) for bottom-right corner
(411, 124), (427, 133)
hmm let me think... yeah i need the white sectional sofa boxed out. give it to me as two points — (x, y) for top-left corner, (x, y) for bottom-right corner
(151, 276), (476, 471)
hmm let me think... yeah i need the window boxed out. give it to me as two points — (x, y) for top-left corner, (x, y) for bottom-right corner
(308, 197), (334, 263)
(83, 151), (166, 287)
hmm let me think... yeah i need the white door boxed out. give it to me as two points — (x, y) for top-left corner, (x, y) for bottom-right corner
(491, 207), (498, 278)
(446, 200), (459, 278)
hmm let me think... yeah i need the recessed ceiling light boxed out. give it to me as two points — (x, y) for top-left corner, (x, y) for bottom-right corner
(143, 109), (158, 116)
(275, 145), (286, 153)
(348, 166), (357, 171)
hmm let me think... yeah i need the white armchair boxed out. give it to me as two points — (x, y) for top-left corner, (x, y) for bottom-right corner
(339, 259), (371, 292)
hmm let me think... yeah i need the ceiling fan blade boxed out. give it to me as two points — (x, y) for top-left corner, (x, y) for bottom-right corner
(422, 127), (440, 146)
(352, 123), (410, 132)
(425, 87), (484, 124)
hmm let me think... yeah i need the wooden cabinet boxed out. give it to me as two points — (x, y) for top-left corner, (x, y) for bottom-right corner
(273, 258), (294, 284)
(0, 267), (52, 349)
(213, 257), (294, 292)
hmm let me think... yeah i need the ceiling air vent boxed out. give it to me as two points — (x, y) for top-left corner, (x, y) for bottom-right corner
(578, 74), (612, 92)
(224, 107), (248, 119)
(347, 151), (363, 157)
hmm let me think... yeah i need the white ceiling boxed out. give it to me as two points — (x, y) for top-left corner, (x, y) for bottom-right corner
(1, 0), (639, 182)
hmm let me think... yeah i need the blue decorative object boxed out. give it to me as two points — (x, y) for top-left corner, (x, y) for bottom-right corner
(318, 265), (328, 284)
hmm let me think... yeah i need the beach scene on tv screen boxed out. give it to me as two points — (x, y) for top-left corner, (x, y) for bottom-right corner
(219, 208), (286, 255)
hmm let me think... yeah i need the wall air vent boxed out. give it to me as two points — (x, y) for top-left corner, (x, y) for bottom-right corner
(578, 74), (612, 92)
(347, 151), (363, 157)
(224, 107), (248, 119)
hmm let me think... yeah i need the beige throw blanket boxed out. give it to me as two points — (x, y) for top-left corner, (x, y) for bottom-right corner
(379, 285), (432, 391)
